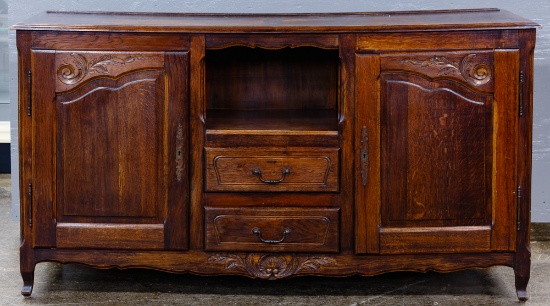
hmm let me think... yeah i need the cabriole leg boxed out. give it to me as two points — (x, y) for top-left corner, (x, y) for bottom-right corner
(21, 269), (34, 296)
(514, 259), (530, 302)
(20, 244), (35, 296)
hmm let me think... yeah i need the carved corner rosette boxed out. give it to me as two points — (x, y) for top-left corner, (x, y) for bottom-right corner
(57, 53), (146, 85)
(208, 253), (337, 280)
(401, 54), (492, 87)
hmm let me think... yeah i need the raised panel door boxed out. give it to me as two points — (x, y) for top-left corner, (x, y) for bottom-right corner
(31, 50), (189, 250)
(356, 50), (519, 254)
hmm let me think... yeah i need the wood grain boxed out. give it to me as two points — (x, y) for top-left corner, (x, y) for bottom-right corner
(515, 28), (536, 302)
(205, 147), (339, 192)
(56, 223), (165, 249)
(381, 73), (492, 227)
(355, 53), (381, 254)
(32, 32), (189, 51)
(205, 47), (338, 111)
(189, 35), (206, 250)
(15, 10), (536, 299)
(17, 31), (35, 297)
(56, 70), (163, 219)
(31, 50), (56, 247)
(492, 49), (519, 251)
(338, 34), (357, 254)
(358, 31), (518, 51)
(205, 207), (339, 253)
(12, 9), (538, 32)
(380, 226), (492, 254)
(164, 52), (190, 250)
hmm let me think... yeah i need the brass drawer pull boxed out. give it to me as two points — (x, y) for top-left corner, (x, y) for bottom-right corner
(252, 227), (291, 244)
(252, 168), (290, 184)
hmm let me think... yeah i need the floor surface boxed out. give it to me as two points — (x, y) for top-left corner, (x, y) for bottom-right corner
(1, 173), (549, 305)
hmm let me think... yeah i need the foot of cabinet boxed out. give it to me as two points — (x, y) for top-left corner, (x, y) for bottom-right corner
(21, 271), (34, 296)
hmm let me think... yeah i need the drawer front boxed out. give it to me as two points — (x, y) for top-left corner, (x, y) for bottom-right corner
(205, 147), (339, 192)
(205, 207), (339, 253)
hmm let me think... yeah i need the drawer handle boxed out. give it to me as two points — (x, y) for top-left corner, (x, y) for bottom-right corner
(252, 227), (291, 244)
(252, 168), (290, 184)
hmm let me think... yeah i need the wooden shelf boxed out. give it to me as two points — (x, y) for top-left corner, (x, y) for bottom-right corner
(205, 109), (339, 135)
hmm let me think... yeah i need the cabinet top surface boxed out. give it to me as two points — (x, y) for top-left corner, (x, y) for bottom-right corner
(12, 8), (538, 32)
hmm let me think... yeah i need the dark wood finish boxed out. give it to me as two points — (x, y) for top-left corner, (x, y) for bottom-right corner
(32, 248), (516, 277)
(515, 29), (537, 302)
(205, 132), (340, 148)
(56, 223), (165, 249)
(204, 207), (339, 252)
(492, 49), (519, 251)
(379, 226), (491, 254)
(205, 193), (339, 207)
(337, 34), (357, 253)
(205, 147), (339, 192)
(381, 72), (492, 228)
(357, 30), (519, 51)
(32, 32), (189, 51)
(355, 53), (381, 254)
(15, 10), (536, 301)
(205, 47), (338, 111)
(206, 110), (338, 133)
(189, 34), (206, 250)
(205, 34), (339, 50)
(27, 42), (189, 252)
(12, 9), (538, 32)
(17, 30), (34, 297)
(31, 50), (56, 247)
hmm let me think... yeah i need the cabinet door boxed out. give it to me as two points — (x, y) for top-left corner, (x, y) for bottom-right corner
(356, 50), (519, 254)
(31, 50), (188, 250)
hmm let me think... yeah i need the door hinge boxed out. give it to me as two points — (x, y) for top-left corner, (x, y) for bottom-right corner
(27, 71), (32, 117)
(28, 183), (32, 228)
(519, 71), (524, 117)
(517, 185), (521, 231)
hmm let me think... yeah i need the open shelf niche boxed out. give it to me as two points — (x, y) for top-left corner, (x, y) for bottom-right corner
(205, 46), (340, 135)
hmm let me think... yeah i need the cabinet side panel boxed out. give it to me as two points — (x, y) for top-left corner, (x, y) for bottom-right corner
(515, 29), (536, 300)
(491, 49), (520, 251)
(18, 31), (36, 290)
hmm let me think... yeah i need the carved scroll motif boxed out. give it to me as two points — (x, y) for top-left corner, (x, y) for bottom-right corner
(57, 53), (146, 85)
(401, 54), (492, 86)
(208, 253), (337, 280)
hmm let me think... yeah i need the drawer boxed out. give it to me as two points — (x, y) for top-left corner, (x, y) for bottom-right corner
(205, 207), (339, 253)
(205, 147), (339, 192)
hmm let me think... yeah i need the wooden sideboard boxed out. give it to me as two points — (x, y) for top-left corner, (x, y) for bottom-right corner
(13, 9), (537, 300)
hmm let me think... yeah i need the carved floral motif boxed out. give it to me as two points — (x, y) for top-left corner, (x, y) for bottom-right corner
(401, 54), (492, 86)
(57, 53), (146, 85)
(208, 253), (337, 280)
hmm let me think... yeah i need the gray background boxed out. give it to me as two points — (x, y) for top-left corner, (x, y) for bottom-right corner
(6, 1), (550, 221)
